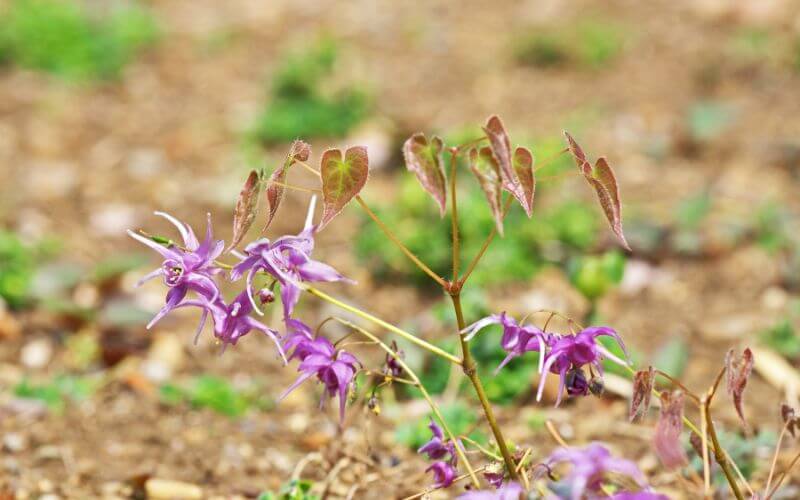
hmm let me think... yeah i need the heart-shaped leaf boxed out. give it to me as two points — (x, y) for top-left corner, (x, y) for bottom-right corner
(228, 170), (261, 252)
(511, 146), (535, 216)
(320, 146), (369, 229)
(468, 147), (504, 236)
(483, 115), (531, 216)
(563, 131), (630, 250)
(263, 140), (311, 232)
(402, 133), (447, 216)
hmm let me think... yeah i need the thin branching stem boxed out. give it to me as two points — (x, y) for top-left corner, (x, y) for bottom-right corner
(333, 318), (480, 488)
(355, 196), (448, 287)
(765, 421), (791, 497)
(304, 286), (460, 365)
(449, 147), (460, 281)
(459, 195), (513, 286)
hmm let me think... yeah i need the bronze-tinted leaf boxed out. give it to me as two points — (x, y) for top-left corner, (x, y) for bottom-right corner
(483, 115), (527, 213)
(320, 146), (369, 229)
(630, 365), (655, 421)
(263, 140), (311, 231)
(227, 170), (261, 252)
(402, 133), (447, 216)
(469, 147), (504, 236)
(511, 146), (535, 217)
(725, 347), (754, 429)
(563, 130), (590, 173)
(563, 131), (631, 250)
(653, 390), (687, 469)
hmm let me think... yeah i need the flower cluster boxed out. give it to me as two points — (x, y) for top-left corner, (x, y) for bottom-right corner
(130, 198), (359, 422)
(462, 313), (629, 406)
(418, 420), (459, 488)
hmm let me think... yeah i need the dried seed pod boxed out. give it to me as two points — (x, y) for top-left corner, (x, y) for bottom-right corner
(725, 347), (754, 429)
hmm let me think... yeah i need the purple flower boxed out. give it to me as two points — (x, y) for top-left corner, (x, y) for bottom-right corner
(546, 443), (649, 500)
(203, 291), (284, 357)
(457, 482), (524, 500)
(483, 467), (505, 488)
(129, 212), (223, 333)
(231, 197), (351, 320)
(461, 312), (549, 374)
(537, 327), (629, 406)
(279, 334), (360, 423)
(418, 420), (456, 463)
(426, 461), (456, 488)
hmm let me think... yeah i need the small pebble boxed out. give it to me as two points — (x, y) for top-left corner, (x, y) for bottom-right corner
(145, 478), (203, 499)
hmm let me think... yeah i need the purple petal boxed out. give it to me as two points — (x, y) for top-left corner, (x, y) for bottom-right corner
(154, 211), (199, 250)
(127, 230), (181, 260)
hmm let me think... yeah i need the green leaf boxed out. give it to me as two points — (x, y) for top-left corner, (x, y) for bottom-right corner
(653, 338), (689, 379)
(320, 146), (369, 228)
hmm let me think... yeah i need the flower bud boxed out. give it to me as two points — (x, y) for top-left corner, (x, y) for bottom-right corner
(258, 289), (275, 304)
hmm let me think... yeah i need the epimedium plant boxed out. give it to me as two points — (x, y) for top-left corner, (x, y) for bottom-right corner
(130, 115), (790, 498)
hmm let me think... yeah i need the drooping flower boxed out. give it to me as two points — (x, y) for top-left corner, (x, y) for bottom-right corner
(418, 420), (457, 463)
(457, 482), (524, 500)
(279, 334), (360, 423)
(482, 463), (505, 488)
(545, 442), (654, 500)
(231, 196), (351, 320)
(426, 460), (456, 488)
(461, 312), (549, 374)
(205, 291), (284, 357)
(385, 340), (404, 377)
(537, 327), (629, 406)
(129, 212), (224, 331)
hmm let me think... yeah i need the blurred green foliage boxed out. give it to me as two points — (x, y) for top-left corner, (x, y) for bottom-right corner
(14, 374), (100, 412)
(568, 250), (625, 301)
(159, 375), (270, 417)
(513, 19), (626, 69)
(0, 230), (34, 308)
(253, 38), (369, 144)
(760, 320), (800, 359)
(394, 402), (486, 450)
(687, 101), (736, 142)
(355, 175), (600, 289)
(0, 0), (158, 81)
(689, 429), (775, 485)
(652, 338), (689, 379)
(258, 480), (318, 500)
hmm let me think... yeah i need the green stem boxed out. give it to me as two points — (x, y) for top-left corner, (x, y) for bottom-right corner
(304, 286), (461, 365)
(334, 318), (481, 488)
(451, 291), (520, 482)
(459, 196), (513, 286)
(449, 148), (460, 281)
(355, 196), (447, 288)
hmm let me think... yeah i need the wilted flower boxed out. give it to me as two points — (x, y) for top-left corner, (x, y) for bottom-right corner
(279, 334), (360, 423)
(129, 212), (223, 331)
(653, 391), (687, 469)
(537, 327), (629, 407)
(461, 312), (549, 374)
(630, 366), (656, 422)
(418, 420), (457, 463)
(385, 340), (404, 377)
(426, 461), (456, 488)
(231, 197), (351, 319)
(482, 462), (505, 488)
(457, 482), (524, 500)
(725, 347), (753, 429)
(545, 442), (653, 500)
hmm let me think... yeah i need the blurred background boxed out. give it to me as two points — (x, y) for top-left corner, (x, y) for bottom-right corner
(2, 0), (800, 497)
